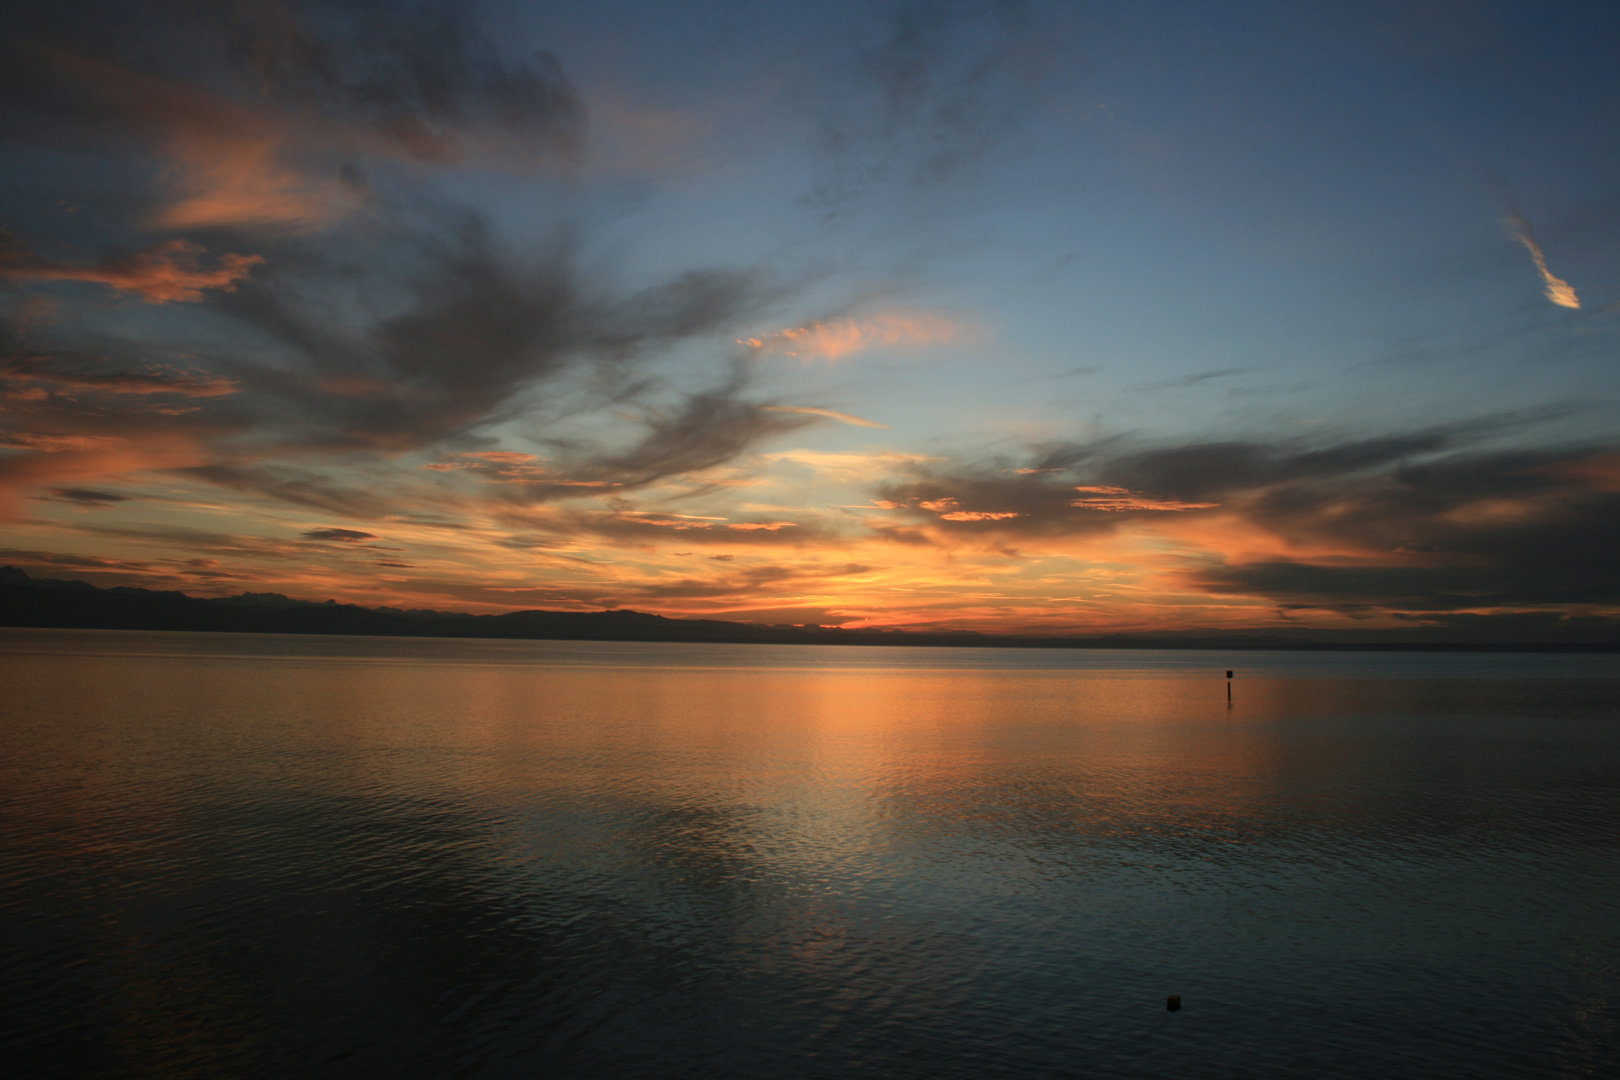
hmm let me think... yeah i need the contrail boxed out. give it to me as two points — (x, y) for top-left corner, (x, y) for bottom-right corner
(1504, 213), (1579, 309)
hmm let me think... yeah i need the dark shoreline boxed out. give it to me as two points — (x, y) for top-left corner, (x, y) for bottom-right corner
(5, 566), (1618, 653)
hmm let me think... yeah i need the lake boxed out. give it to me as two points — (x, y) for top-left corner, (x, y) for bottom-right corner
(1, 629), (1616, 1078)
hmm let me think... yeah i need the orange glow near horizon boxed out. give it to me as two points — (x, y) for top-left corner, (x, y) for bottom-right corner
(6, 429), (1620, 636)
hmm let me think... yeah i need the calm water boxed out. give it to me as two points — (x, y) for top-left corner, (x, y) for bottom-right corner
(2, 630), (1617, 1079)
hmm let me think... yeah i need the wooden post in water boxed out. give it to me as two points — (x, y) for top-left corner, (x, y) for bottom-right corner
(1167, 994), (1182, 1012)
(1226, 669), (1233, 703)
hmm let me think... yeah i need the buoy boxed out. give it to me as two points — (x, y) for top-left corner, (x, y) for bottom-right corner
(1167, 994), (1182, 1012)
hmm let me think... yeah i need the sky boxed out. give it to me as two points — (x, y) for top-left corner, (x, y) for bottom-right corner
(2, 0), (1618, 636)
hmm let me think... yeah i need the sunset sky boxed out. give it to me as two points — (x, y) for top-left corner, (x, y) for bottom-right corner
(2, 0), (1618, 635)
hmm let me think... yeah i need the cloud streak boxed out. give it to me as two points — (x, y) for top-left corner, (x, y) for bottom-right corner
(1504, 213), (1579, 309)
(803, 0), (1065, 211)
(760, 405), (888, 428)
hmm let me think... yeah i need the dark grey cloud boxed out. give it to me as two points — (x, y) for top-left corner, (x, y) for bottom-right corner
(1194, 445), (1620, 611)
(206, 219), (593, 452)
(0, 0), (582, 171)
(47, 487), (128, 506)
(302, 527), (378, 542)
(870, 420), (1620, 616)
(202, 0), (584, 165)
(1094, 432), (1453, 500)
(0, 0), (813, 516)
(183, 224), (799, 505)
(574, 366), (815, 491)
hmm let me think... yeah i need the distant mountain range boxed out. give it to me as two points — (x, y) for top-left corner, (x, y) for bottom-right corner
(2, 566), (1616, 651)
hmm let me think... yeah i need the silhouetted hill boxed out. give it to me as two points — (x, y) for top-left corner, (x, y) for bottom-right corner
(1, 567), (1616, 651)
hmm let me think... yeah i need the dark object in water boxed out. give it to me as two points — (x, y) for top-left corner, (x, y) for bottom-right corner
(1167, 995), (1182, 1012)
(1226, 670), (1233, 679)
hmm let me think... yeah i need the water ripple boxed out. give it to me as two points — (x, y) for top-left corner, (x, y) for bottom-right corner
(1, 630), (1617, 1078)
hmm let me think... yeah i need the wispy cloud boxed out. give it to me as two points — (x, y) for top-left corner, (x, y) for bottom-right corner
(44, 487), (128, 507)
(1504, 213), (1579, 309)
(1130, 367), (1254, 393)
(802, 0), (1065, 211)
(760, 405), (888, 428)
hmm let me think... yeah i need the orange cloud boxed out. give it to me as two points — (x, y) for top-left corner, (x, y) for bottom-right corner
(739, 312), (962, 361)
(0, 431), (208, 520)
(1071, 486), (1218, 512)
(914, 496), (1021, 522)
(727, 521), (798, 531)
(1, 239), (263, 303)
(625, 516), (714, 530)
(45, 49), (356, 231)
(940, 510), (1020, 521)
(1504, 213), (1579, 309)
(156, 121), (352, 232)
